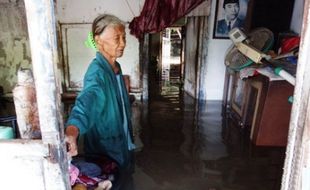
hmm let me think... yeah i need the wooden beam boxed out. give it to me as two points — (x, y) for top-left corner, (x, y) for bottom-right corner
(0, 140), (48, 157)
(281, 1), (310, 189)
(141, 34), (149, 102)
(24, 0), (63, 145)
(23, 0), (70, 189)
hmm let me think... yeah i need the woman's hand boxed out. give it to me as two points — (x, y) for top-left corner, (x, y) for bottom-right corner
(65, 125), (79, 156)
(65, 135), (78, 156)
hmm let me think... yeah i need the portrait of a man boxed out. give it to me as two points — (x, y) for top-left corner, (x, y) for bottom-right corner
(213, 0), (248, 38)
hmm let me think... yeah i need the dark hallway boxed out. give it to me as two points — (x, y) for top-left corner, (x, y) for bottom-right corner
(131, 80), (286, 190)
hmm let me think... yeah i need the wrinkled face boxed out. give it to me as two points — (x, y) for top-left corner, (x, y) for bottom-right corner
(224, 3), (240, 21)
(96, 24), (126, 59)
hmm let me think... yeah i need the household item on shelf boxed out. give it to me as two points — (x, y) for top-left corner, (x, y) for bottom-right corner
(225, 27), (274, 71)
(0, 126), (14, 139)
(222, 27), (297, 147)
(278, 36), (300, 55)
(0, 116), (17, 138)
(227, 27), (296, 86)
(274, 67), (295, 86)
(13, 68), (41, 139)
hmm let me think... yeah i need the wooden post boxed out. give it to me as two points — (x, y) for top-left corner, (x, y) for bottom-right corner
(197, 16), (209, 101)
(23, 0), (70, 189)
(281, 1), (310, 190)
(141, 34), (149, 102)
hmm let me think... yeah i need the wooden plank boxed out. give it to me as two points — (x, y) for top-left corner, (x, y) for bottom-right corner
(0, 156), (46, 190)
(142, 34), (149, 101)
(23, 0), (70, 189)
(24, 0), (64, 145)
(196, 17), (203, 100)
(281, 1), (310, 189)
(300, 95), (310, 190)
(198, 16), (209, 101)
(0, 139), (48, 157)
(184, 17), (199, 97)
(0, 140), (48, 189)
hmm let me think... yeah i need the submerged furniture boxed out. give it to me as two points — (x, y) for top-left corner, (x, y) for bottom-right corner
(222, 69), (294, 147)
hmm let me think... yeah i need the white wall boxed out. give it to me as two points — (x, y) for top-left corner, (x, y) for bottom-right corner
(56, 0), (145, 90)
(204, 0), (232, 100)
(56, 0), (144, 23)
(290, 0), (305, 34)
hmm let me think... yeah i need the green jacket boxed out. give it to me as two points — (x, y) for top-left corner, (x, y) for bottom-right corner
(66, 52), (133, 168)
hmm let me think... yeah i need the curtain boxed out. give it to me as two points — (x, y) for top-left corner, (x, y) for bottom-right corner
(129, 0), (206, 39)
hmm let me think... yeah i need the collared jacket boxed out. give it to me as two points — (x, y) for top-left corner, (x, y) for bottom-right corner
(216, 17), (244, 35)
(66, 52), (133, 169)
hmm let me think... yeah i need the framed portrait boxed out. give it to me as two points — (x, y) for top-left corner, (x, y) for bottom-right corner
(213, 0), (249, 39)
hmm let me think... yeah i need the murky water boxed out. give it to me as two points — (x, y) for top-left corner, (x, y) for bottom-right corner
(123, 80), (285, 190)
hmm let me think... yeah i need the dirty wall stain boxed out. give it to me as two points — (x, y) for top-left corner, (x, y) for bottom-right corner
(0, 35), (31, 93)
(0, 1), (31, 93)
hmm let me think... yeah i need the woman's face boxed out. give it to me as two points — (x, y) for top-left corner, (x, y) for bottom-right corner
(96, 24), (126, 60)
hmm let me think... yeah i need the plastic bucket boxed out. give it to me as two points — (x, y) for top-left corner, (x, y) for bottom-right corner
(0, 126), (14, 139)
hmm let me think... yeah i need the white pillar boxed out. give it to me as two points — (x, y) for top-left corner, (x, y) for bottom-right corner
(24, 0), (70, 189)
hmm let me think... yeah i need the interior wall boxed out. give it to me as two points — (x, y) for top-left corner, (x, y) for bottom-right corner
(56, 0), (144, 23)
(0, 0), (31, 93)
(0, 0), (144, 93)
(56, 0), (144, 91)
(204, 0), (231, 100)
(290, 0), (305, 34)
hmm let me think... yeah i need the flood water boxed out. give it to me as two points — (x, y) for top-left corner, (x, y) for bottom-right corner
(127, 80), (285, 190)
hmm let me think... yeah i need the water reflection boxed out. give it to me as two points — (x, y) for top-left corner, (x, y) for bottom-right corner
(124, 80), (285, 190)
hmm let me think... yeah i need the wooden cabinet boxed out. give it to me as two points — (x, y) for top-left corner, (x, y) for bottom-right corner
(248, 75), (294, 146)
(223, 70), (294, 147)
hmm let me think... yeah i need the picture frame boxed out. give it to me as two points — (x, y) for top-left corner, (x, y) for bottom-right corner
(213, 0), (249, 39)
(231, 74), (247, 116)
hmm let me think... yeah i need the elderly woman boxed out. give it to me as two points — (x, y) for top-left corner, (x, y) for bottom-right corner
(65, 14), (135, 182)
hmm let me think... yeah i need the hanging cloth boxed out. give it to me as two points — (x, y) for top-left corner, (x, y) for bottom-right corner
(129, 0), (206, 39)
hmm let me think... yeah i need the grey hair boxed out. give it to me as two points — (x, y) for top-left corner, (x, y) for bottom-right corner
(92, 14), (125, 37)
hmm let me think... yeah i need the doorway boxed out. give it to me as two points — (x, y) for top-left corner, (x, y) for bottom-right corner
(149, 27), (184, 97)
(160, 27), (183, 84)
